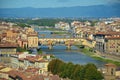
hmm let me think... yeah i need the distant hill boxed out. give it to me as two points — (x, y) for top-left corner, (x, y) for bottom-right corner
(0, 4), (120, 18)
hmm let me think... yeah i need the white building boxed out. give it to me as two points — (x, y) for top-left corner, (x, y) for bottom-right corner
(55, 21), (70, 30)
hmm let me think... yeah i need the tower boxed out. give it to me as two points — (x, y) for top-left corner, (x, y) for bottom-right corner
(104, 63), (116, 80)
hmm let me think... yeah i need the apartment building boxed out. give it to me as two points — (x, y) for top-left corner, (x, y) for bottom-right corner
(94, 32), (120, 55)
(105, 37), (120, 55)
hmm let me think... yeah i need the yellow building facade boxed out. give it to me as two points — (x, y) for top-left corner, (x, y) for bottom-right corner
(105, 37), (120, 54)
(0, 42), (17, 54)
(27, 33), (38, 48)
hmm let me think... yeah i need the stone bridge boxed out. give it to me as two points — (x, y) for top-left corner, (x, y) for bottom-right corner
(38, 38), (85, 49)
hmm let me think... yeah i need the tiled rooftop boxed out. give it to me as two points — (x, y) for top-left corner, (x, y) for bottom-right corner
(0, 41), (18, 48)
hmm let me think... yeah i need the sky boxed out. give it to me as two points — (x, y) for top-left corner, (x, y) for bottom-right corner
(0, 0), (120, 8)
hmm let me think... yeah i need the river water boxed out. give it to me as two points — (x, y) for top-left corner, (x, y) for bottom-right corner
(36, 30), (106, 67)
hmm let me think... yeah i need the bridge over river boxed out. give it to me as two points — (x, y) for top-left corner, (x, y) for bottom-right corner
(35, 30), (106, 67)
(39, 38), (89, 49)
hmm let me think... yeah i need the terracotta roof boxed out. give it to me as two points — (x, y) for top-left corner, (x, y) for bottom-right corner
(16, 52), (24, 55)
(105, 36), (120, 39)
(18, 58), (24, 61)
(18, 55), (49, 63)
(0, 66), (6, 70)
(0, 42), (18, 48)
(29, 75), (44, 80)
(95, 32), (110, 35)
(18, 39), (28, 42)
(0, 63), (5, 67)
(27, 33), (38, 37)
(86, 38), (93, 41)
(25, 67), (39, 73)
(24, 56), (36, 63)
(36, 59), (48, 63)
(50, 75), (60, 80)
(95, 32), (120, 35)
(0, 78), (8, 80)
(105, 63), (116, 67)
(8, 70), (28, 80)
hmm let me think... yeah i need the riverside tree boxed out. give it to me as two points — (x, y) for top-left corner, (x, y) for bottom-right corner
(48, 59), (103, 80)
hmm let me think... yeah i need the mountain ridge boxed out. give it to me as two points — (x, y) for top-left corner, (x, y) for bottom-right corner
(0, 4), (120, 18)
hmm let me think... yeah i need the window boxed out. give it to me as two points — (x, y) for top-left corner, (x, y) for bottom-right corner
(111, 68), (114, 75)
(116, 50), (118, 52)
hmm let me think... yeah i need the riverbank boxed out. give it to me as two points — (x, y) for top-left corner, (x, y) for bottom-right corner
(52, 31), (69, 35)
(77, 46), (120, 66)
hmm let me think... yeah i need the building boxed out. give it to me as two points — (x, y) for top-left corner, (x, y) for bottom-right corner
(10, 52), (29, 69)
(27, 32), (38, 48)
(0, 63), (61, 80)
(71, 21), (84, 28)
(12, 55), (49, 72)
(0, 41), (18, 63)
(0, 29), (20, 43)
(104, 63), (116, 80)
(94, 32), (120, 54)
(105, 37), (120, 55)
(25, 27), (34, 34)
(55, 21), (70, 30)
(0, 41), (17, 55)
(17, 39), (28, 49)
(10, 53), (53, 73)
(94, 32), (108, 53)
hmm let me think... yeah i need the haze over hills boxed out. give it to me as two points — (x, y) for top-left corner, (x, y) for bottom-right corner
(0, 4), (120, 18)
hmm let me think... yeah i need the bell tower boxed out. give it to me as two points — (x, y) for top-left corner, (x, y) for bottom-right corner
(104, 63), (116, 80)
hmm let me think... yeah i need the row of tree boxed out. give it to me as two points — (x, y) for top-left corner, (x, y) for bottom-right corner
(0, 18), (98, 27)
(48, 59), (103, 80)
(1, 18), (73, 27)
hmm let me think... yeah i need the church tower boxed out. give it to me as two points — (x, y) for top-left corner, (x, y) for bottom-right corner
(104, 63), (116, 80)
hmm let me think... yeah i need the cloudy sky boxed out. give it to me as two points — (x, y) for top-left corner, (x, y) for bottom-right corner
(0, 0), (120, 8)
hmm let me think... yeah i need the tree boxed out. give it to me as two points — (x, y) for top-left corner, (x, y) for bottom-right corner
(65, 62), (74, 78)
(38, 50), (42, 54)
(48, 59), (64, 75)
(72, 64), (84, 80)
(48, 59), (103, 80)
(17, 47), (26, 52)
(84, 63), (103, 80)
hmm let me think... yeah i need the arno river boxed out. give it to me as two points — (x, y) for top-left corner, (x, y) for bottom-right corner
(37, 29), (106, 68)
